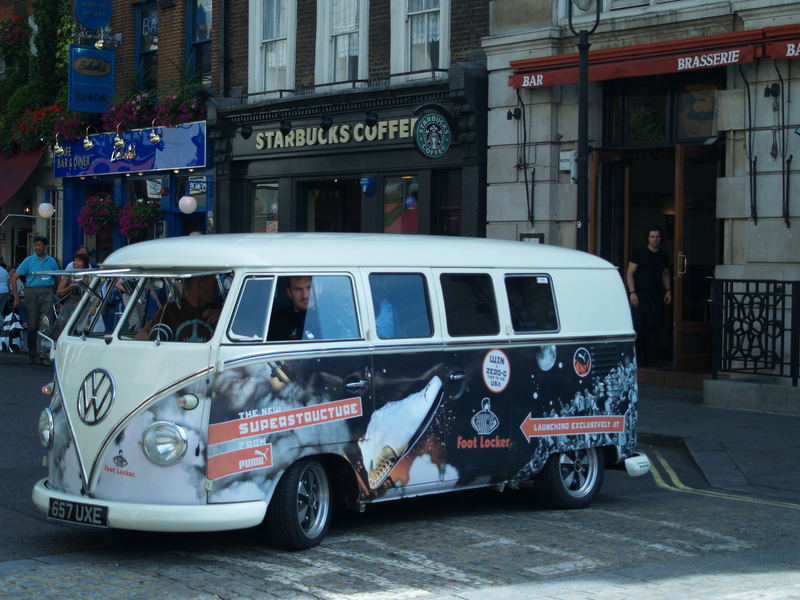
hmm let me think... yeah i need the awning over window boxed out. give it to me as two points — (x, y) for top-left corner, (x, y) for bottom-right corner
(509, 25), (800, 89)
(0, 148), (46, 209)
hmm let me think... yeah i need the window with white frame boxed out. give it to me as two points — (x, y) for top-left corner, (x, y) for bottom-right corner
(249, 0), (296, 94)
(390, 0), (449, 77)
(316, 0), (368, 85)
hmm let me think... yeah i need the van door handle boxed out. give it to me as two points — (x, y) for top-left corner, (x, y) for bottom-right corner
(448, 372), (466, 382)
(345, 379), (368, 390)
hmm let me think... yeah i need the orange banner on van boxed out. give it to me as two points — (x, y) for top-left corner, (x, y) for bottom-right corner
(207, 443), (273, 480)
(519, 415), (624, 442)
(208, 397), (363, 445)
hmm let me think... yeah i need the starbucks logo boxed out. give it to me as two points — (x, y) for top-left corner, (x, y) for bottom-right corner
(414, 113), (451, 159)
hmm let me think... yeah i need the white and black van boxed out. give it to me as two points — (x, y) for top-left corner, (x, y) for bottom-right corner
(33, 233), (650, 549)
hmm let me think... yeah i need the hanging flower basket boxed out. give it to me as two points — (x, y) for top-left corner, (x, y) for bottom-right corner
(120, 198), (162, 241)
(101, 93), (158, 131)
(77, 194), (119, 236)
(0, 16), (32, 67)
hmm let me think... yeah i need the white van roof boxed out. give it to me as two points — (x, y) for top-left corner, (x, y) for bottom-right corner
(103, 233), (614, 270)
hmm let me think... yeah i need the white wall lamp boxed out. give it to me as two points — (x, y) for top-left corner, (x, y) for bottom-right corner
(83, 126), (98, 150)
(37, 202), (56, 219)
(53, 133), (65, 156)
(178, 195), (197, 214)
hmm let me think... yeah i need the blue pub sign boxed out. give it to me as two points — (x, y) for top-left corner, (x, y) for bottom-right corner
(68, 45), (116, 114)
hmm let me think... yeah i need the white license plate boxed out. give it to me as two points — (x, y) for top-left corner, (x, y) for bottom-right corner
(48, 498), (108, 527)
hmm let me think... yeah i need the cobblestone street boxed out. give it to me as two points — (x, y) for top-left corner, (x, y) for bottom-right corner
(3, 465), (799, 600)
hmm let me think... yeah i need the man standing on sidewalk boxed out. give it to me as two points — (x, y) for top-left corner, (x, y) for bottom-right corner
(10, 236), (59, 365)
(626, 226), (672, 367)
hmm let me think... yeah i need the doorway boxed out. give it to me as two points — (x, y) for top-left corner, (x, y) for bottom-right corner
(299, 179), (362, 232)
(599, 146), (719, 370)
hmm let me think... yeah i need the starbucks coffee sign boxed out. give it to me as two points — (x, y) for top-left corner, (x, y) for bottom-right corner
(254, 117), (420, 151)
(413, 113), (451, 159)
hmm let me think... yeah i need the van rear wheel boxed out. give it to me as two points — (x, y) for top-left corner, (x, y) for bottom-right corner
(266, 459), (331, 550)
(535, 447), (604, 509)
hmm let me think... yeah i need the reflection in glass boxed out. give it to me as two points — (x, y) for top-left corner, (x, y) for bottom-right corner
(626, 90), (667, 144)
(384, 176), (418, 233)
(677, 84), (717, 139)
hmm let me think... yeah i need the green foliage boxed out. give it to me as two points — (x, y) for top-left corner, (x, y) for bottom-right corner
(5, 82), (36, 128)
(0, 70), (22, 112)
(30, 0), (71, 106)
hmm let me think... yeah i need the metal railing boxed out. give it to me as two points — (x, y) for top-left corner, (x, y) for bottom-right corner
(712, 279), (799, 386)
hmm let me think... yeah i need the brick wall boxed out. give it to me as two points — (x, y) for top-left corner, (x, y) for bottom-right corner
(295, 0), (317, 90)
(368, 0), (390, 79)
(0, 0), (32, 22)
(450, 0), (489, 64)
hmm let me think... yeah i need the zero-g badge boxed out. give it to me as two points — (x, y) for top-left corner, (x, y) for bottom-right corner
(414, 113), (451, 159)
(77, 369), (115, 425)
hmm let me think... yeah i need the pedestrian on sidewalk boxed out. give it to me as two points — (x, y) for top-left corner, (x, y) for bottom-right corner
(52, 251), (91, 340)
(0, 261), (9, 317)
(626, 226), (672, 367)
(9, 236), (59, 365)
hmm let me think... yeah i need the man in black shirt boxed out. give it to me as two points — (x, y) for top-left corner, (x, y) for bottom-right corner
(626, 227), (672, 366)
(268, 276), (316, 341)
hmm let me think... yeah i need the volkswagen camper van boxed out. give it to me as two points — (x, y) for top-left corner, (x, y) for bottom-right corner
(33, 233), (650, 550)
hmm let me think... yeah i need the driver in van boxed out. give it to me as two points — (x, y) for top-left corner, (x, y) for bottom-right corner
(268, 276), (316, 341)
(135, 275), (221, 342)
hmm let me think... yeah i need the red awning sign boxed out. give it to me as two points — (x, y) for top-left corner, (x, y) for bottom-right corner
(765, 40), (800, 59)
(0, 149), (46, 209)
(510, 45), (755, 89)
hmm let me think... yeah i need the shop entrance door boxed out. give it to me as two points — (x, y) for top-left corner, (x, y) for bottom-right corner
(600, 146), (718, 370)
(673, 144), (718, 370)
(300, 179), (362, 232)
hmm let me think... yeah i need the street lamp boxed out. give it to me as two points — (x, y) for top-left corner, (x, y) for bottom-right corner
(568, 0), (601, 252)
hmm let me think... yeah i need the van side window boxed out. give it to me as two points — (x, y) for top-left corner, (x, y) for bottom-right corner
(267, 275), (360, 342)
(439, 273), (499, 337)
(368, 273), (433, 339)
(229, 276), (274, 341)
(505, 274), (559, 333)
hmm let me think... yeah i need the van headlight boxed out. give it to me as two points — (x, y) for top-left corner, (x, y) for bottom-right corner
(141, 421), (188, 466)
(38, 408), (54, 449)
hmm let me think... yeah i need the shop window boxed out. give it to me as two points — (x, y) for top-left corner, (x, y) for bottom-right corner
(267, 275), (360, 341)
(250, 0), (296, 94)
(253, 183), (279, 232)
(383, 176), (418, 233)
(189, 0), (212, 87)
(676, 83), (716, 140)
(369, 273), (432, 339)
(136, 3), (158, 91)
(316, 0), (368, 84)
(229, 276), (274, 342)
(606, 74), (722, 147)
(439, 273), (499, 337)
(390, 0), (450, 78)
(504, 275), (559, 333)
(625, 88), (668, 145)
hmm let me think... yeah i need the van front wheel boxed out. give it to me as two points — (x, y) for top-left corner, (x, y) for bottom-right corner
(535, 447), (605, 509)
(267, 459), (331, 550)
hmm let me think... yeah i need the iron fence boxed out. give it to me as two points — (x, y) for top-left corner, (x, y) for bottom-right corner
(712, 279), (799, 386)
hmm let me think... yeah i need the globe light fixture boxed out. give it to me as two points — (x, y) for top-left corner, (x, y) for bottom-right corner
(178, 195), (197, 214)
(37, 202), (56, 219)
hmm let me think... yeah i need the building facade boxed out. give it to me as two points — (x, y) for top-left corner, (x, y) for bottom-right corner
(484, 0), (800, 406)
(212, 0), (489, 237)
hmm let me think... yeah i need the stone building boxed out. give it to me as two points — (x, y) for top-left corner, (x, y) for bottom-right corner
(483, 0), (800, 409)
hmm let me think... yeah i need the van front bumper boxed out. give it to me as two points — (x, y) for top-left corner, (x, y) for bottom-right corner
(33, 479), (268, 532)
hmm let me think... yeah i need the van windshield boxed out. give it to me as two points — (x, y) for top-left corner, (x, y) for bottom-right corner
(68, 272), (233, 343)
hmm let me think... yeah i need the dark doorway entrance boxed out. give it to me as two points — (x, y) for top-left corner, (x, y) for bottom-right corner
(299, 179), (362, 232)
(599, 147), (719, 370)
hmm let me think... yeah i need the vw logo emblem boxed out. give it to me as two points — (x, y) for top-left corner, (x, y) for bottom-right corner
(76, 369), (115, 425)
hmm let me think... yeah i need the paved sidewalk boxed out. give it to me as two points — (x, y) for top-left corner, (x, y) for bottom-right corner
(637, 383), (800, 501)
